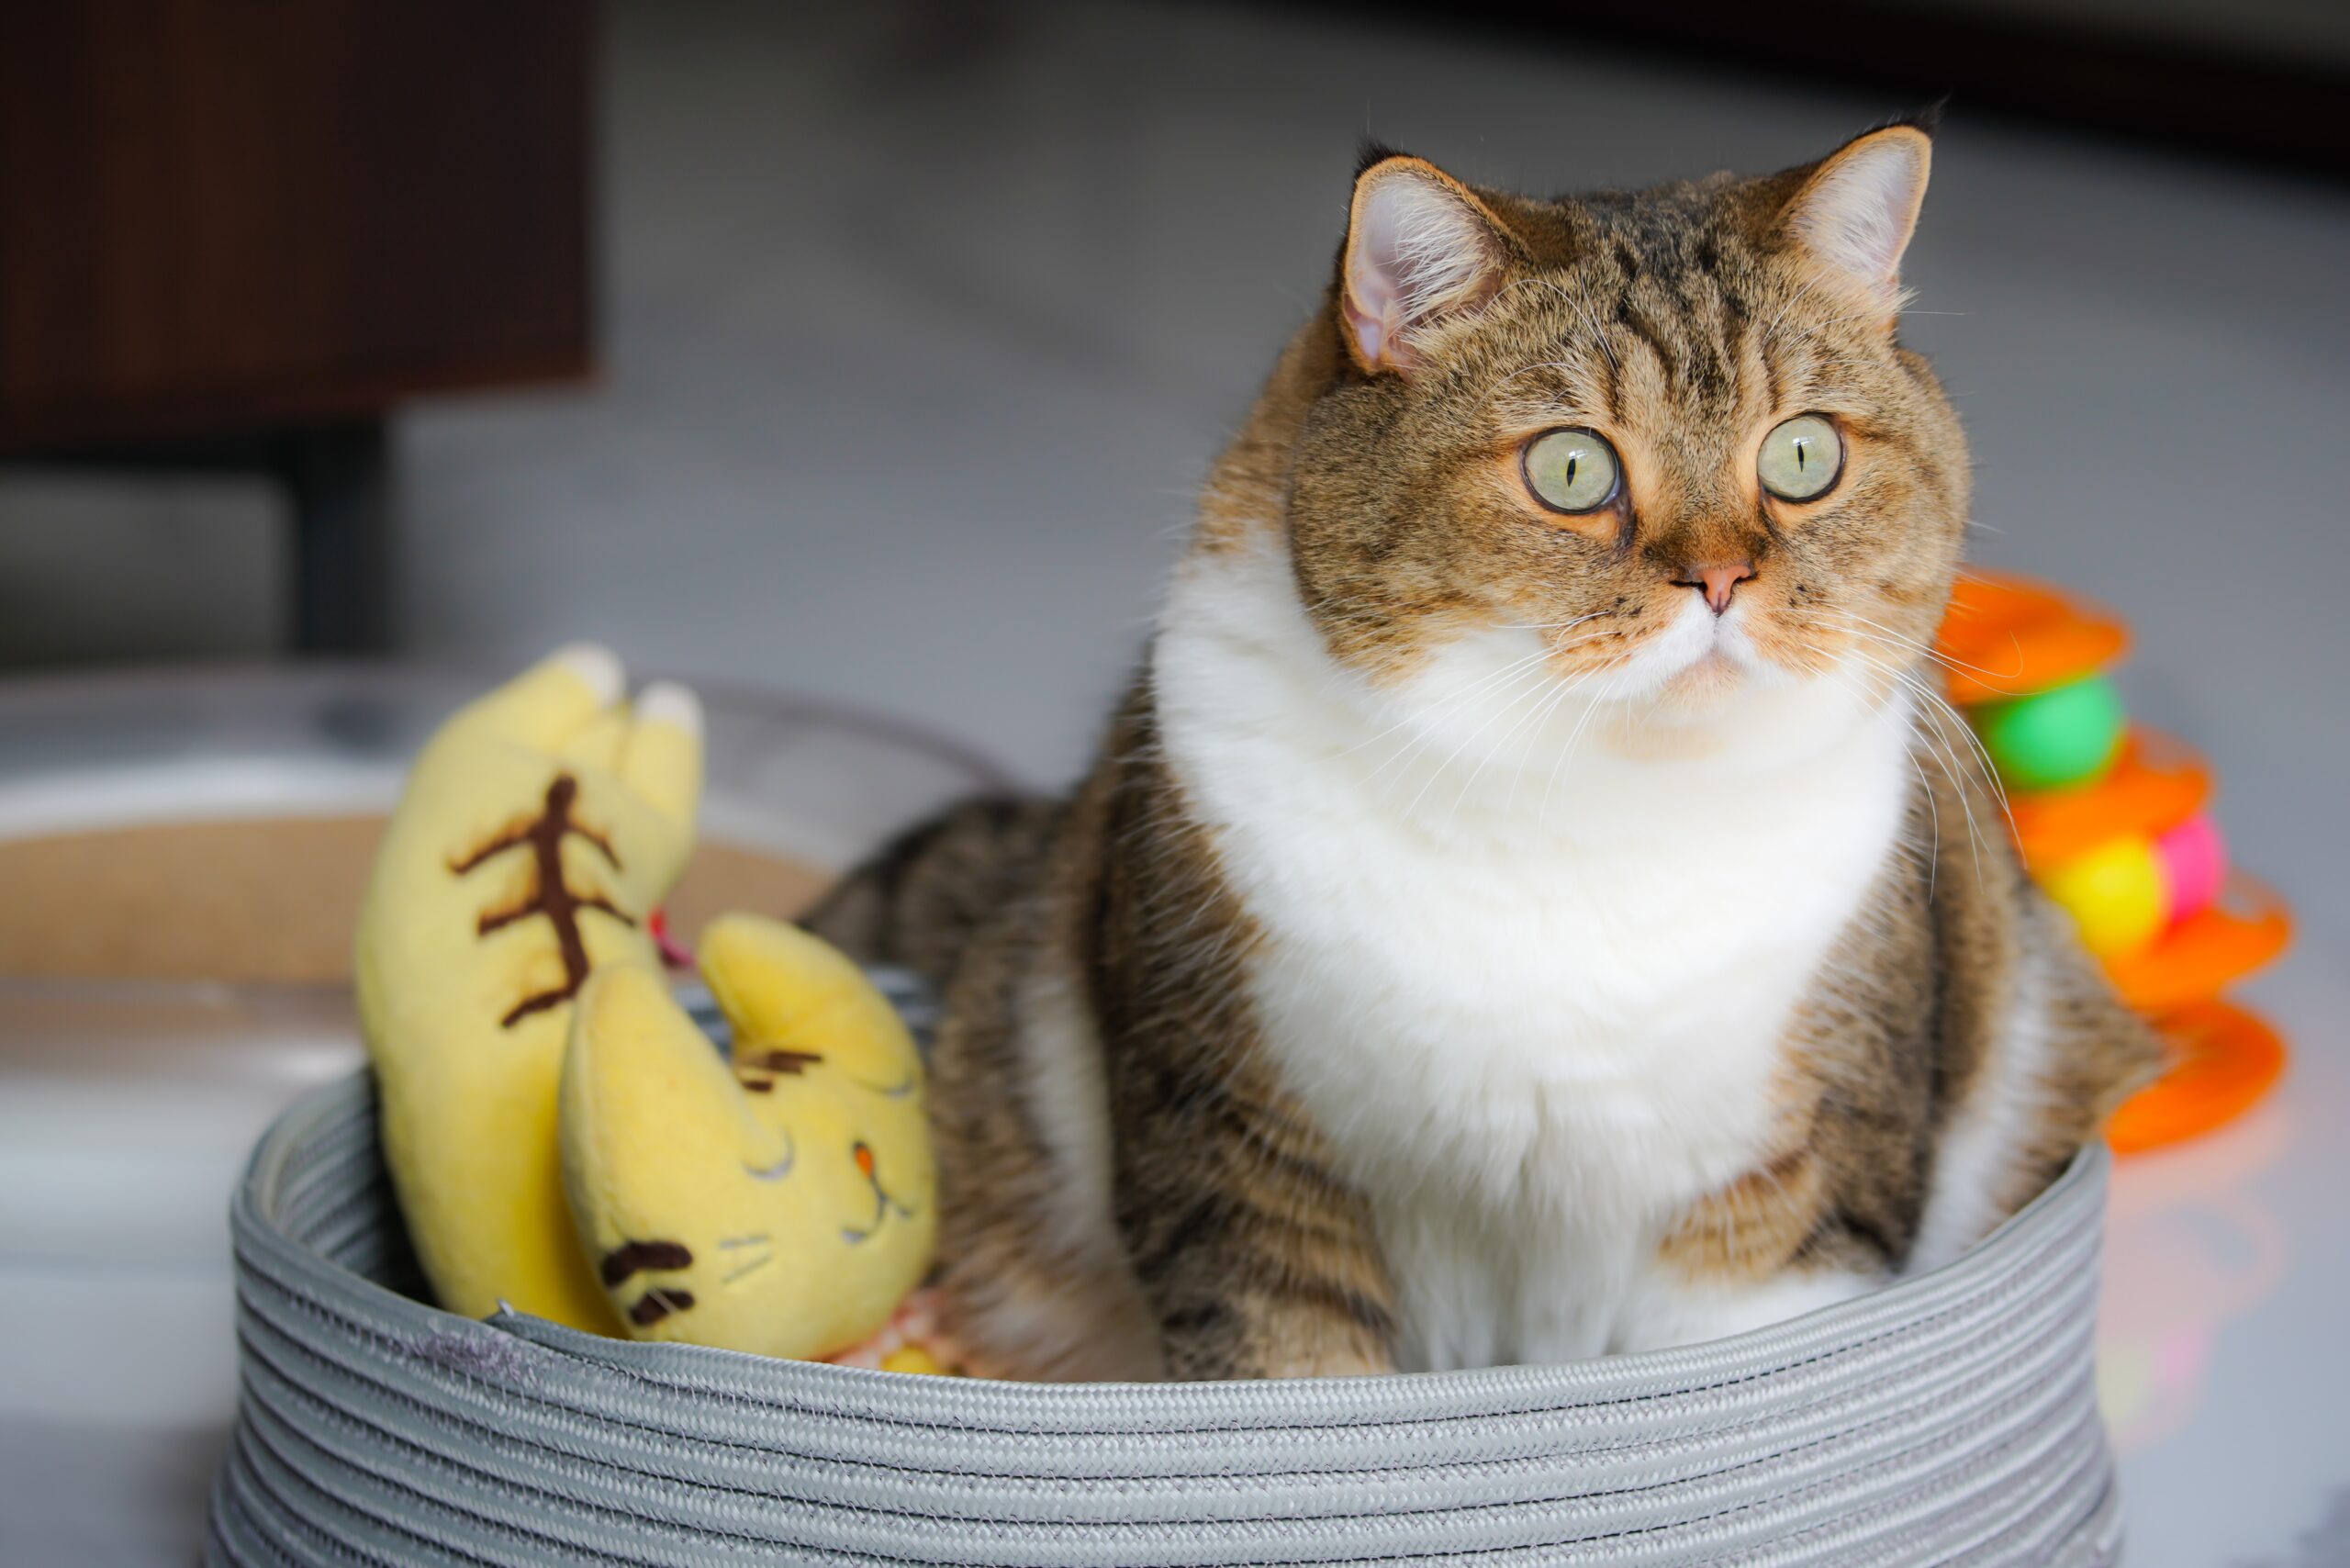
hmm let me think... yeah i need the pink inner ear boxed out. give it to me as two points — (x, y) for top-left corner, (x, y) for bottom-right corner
(1343, 166), (1499, 373)
(1342, 284), (1398, 371)
(1789, 132), (1930, 307)
(1343, 184), (1415, 370)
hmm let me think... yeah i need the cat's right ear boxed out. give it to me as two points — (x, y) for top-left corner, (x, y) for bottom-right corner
(1775, 124), (1932, 325)
(1341, 154), (1514, 375)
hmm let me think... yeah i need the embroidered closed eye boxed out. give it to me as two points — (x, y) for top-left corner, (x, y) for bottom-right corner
(1757, 414), (1843, 501)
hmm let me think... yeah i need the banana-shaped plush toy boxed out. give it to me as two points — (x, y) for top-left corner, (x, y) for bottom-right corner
(355, 648), (938, 1364)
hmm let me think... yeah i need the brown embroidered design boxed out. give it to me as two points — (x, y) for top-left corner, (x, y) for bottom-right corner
(599, 1238), (693, 1286)
(626, 1290), (695, 1327)
(599, 1238), (698, 1326)
(452, 774), (633, 1026)
(736, 1047), (822, 1094)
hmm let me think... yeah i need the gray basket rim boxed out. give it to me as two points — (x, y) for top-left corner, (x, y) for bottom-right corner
(233, 1069), (2107, 1432)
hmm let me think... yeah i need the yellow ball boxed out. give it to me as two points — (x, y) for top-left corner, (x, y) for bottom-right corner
(2042, 837), (2167, 958)
(879, 1345), (945, 1376)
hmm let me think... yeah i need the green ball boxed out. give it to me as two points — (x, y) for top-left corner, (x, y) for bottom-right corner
(1974, 675), (2125, 791)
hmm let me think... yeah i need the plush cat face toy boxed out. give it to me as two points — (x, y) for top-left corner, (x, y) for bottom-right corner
(561, 916), (935, 1359)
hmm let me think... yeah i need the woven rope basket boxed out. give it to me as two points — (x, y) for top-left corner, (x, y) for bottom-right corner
(207, 1072), (2122, 1566)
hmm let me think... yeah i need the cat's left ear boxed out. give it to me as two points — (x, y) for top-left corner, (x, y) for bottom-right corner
(1341, 153), (1516, 375)
(1778, 124), (1932, 325)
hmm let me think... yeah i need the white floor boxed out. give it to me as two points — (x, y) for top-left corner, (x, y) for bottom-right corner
(2, 1), (2346, 1562)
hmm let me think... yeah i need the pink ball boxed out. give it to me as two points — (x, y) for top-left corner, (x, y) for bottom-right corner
(2155, 812), (2226, 924)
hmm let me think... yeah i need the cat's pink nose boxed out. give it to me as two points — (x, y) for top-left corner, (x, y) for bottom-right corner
(1676, 561), (1755, 615)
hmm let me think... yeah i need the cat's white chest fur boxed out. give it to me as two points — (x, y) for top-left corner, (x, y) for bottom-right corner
(1152, 539), (1913, 1366)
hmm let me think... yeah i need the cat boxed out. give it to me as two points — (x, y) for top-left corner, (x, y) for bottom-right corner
(810, 118), (2160, 1382)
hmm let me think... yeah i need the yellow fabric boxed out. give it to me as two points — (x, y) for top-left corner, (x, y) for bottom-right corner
(356, 647), (935, 1364)
(353, 649), (701, 1329)
(559, 916), (935, 1359)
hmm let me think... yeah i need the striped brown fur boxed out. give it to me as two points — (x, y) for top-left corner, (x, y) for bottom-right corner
(809, 124), (2156, 1380)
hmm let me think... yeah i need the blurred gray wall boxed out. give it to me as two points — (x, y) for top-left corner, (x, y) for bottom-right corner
(3, 0), (2344, 924)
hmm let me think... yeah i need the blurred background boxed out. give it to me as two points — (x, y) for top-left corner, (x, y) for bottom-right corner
(6, 0), (2348, 801)
(2, 2), (2345, 1564)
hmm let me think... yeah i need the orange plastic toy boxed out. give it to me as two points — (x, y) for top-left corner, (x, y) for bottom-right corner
(1934, 571), (2292, 1154)
(2007, 732), (2210, 869)
(1937, 572), (2129, 704)
(2105, 1002), (2288, 1155)
(2104, 878), (2293, 1015)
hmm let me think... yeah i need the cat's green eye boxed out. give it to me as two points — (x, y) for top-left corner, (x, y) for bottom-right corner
(1757, 414), (1843, 501)
(1522, 429), (1620, 514)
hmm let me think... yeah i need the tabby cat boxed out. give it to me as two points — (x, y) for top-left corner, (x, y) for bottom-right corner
(811, 120), (2158, 1381)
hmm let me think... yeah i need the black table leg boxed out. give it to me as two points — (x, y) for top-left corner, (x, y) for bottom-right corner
(279, 420), (392, 655)
(6, 419), (397, 656)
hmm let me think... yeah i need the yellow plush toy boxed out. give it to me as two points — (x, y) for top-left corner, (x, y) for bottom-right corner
(356, 647), (942, 1367)
(356, 645), (699, 1331)
(560, 917), (934, 1360)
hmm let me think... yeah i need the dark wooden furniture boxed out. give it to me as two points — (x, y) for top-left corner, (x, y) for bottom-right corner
(1312, 1), (2350, 182)
(0, 0), (594, 652)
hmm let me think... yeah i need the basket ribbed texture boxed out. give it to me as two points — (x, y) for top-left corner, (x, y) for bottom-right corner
(207, 1073), (2122, 1566)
